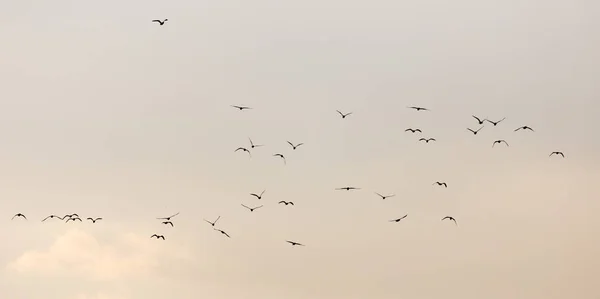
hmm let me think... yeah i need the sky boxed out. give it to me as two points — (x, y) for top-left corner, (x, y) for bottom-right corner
(0, 0), (599, 298)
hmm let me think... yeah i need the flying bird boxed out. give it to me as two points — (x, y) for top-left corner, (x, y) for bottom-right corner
(492, 140), (509, 147)
(250, 190), (266, 199)
(235, 147), (251, 157)
(278, 201), (294, 205)
(514, 126), (534, 132)
(241, 204), (263, 212)
(204, 216), (220, 227)
(287, 141), (304, 150)
(66, 217), (82, 223)
(375, 192), (395, 200)
(407, 106), (429, 111)
(152, 19), (168, 25)
(214, 228), (230, 238)
(405, 128), (422, 133)
(467, 126), (484, 135)
(64, 213), (79, 219)
(273, 153), (286, 164)
(11, 213), (26, 220)
(162, 221), (174, 227)
(549, 151), (565, 158)
(151, 234), (166, 240)
(472, 115), (486, 125)
(336, 110), (352, 118)
(419, 138), (436, 143)
(433, 182), (448, 188)
(336, 187), (360, 191)
(486, 117), (506, 126)
(286, 240), (304, 246)
(157, 212), (180, 221)
(442, 216), (457, 225)
(389, 215), (408, 222)
(42, 215), (64, 222)
(248, 138), (263, 148)
(231, 105), (251, 111)
(87, 217), (102, 223)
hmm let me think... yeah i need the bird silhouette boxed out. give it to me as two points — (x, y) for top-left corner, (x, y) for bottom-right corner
(336, 187), (360, 191)
(472, 115), (486, 125)
(151, 234), (166, 240)
(214, 228), (230, 238)
(157, 212), (180, 221)
(389, 215), (408, 222)
(442, 216), (457, 225)
(278, 201), (294, 205)
(273, 153), (286, 164)
(433, 182), (448, 188)
(241, 204), (263, 212)
(204, 216), (220, 227)
(152, 19), (168, 25)
(42, 215), (64, 222)
(248, 138), (263, 148)
(235, 147), (251, 157)
(287, 141), (304, 150)
(66, 217), (82, 223)
(549, 151), (565, 158)
(336, 110), (352, 118)
(405, 128), (422, 133)
(467, 126), (484, 135)
(64, 213), (79, 219)
(375, 192), (395, 200)
(231, 105), (251, 110)
(486, 117), (505, 126)
(419, 138), (436, 143)
(12, 213), (27, 220)
(492, 140), (509, 147)
(514, 126), (534, 132)
(407, 106), (429, 111)
(162, 221), (174, 227)
(286, 240), (304, 246)
(87, 217), (102, 223)
(250, 190), (266, 199)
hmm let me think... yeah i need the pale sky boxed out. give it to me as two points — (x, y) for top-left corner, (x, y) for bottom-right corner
(1, 0), (599, 298)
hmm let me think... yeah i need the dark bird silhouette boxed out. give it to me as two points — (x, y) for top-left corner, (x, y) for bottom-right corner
(151, 234), (165, 240)
(12, 213), (26, 220)
(442, 216), (457, 225)
(66, 217), (82, 223)
(514, 126), (534, 132)
(375, 192), (395, 200)
(42, 215), (64, 222)
(549, 151), (565, 158)
(204, 216), (220, 227)
(273, 153), (286, 164)
(87, 217), (102, 223)
(241, 204), (263, 212)
(231, 105), (251, 111)
(389, 215), (408, 222)
(157, 212), (180, 221)
(248, 138), (263, 148)
(214, 228), (230, 238)
(286, 240), (304, 246)
(278, 201), (294, 205)
(336, 187), (360, 191)
(250, 190), (266, 199)
(64, 213), (79, 219)
(486, 117), (506, 126)
(162, 221), (174, 227)
(472, 115), (486, 125)
(492, 140), (509, 147)
(407, 106), (429, 111)
(467, 126), (484, 135)
(287, 141), (304, 150)
(419, 138), (436, 143)
(405, 128), (422, 133)
(235, 147), (251, 157)
(152, 19), (168, 25)
(433, 182), (448, 188)
(336, 110), (352, 118)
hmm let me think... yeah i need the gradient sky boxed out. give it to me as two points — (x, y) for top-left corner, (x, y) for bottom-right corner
(1, 0), (599, 298)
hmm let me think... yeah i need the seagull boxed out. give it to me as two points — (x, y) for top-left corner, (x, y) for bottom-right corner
(472, 115), (486, 125)
(87, 217), (102, 223)
(250, 190), (266, 199)
(152, 19), (168, 26)
(248, 138), (263, 149)
(235, 147), (251, 157)
(66, 217), (82, 223)
(405, 128), (422, 133)
(467, 126), (484, 135)
(214, 228), (230, 238)
(11, 213), (26, 220)
(419, 138), (436, 143)
(204, 216), (220, 227)
(162, 221), (174, 227)
(64, 213), (79, 219)
(231, 105), (251, 111)
(42, 215), (64, 222)
(286, 240), (304, 246)
(433, 182), (448, 188)
(278, 201), (294, 205)
(151, 234), (166, 240)
(442, 216), (457, 225)
(407, 106), (429, 111)
(157, 212), (180, 221)
(549, 151), (565, 158)
(273, 153), (286, 164)
(514, 126), (534, 132)
(492, 140), (509, 147)
(241, 204), (263, 212)
(375, 192), (395, 200)
(486, 117), (506, 126)
(389, 215), (408, 222)
(336, 187), (360, 191)
(336, 110), (352, 119)
(287, 141), (304, 150)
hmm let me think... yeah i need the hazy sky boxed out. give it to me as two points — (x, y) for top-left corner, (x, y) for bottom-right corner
(1, 0), (599, 298)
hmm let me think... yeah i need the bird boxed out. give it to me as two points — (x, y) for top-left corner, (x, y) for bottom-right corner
(405, 128), (422, 133)
(12, 213), (26, 220)
(162, 221), (174, 227)
(336, 187), (360, 191)
(231, 105), (251, 111)
(250, 190), (266, 199)
(204, 216), (220, 227)
(514, 126), (534, 132)
(64, 213), (79, 219)
(235, 147), (251, 157)
(549, 151), (565, 158)
(287, 141), (304, 150)
(248, 138), (263, 148)
(278, 201), (294, 205)
(214, 228), (230, 238)
(151, 234), (166, 240)
(157, 212), (180, 221)
(486, 117), (506, 126)
(241, 204), (263, 212)
(442, 216), (457, 225)
(467, 126), (484, 135)
(286, 240), (304, 246)
(152, 19), (168, 26)
(389, 215), (408, 222)
(273, 153), (286, 164)
(66, 217), (82, 223)
(419, 138), (436, 143)
(433, 182), (448, 188)
(407, 106), (429, 111)
(492, 140), (509, 147)
(87, 217), (102, 223)
(375, 192), (395, 200)
(336, 110), (352, 118)
(472, 115), (486, 125)
(42, 215), (64, 222)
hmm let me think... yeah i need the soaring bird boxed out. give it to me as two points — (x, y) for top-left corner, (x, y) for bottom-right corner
(486, 117), (506, 126)
(12, 213), (27, 220)
(231, 105), (251, 111)
(162, 221), (174, 227)
(336, 187), (360, 191)
(286, 240), (304, 246)
(336, 110), (352, 119)
(278, 201), (294, 205)
(152, 19), (168, 25)
(157, 212), (180, 221)
(87, 217), (102, 223)
(433, 182), (448, 188)
(273, 153), (286, 164)
(64, 213), (79, 219)
(492, 140), (509, 147)
(151, 234), (165, 240)
(514, 126), (534, 132)
(405, 128), (422, 133)
(389, 215), (408, 222)
(419, 138), (436, 143)
(248, 138), (263, 148)
(375, 192), (395, 200)
(287, 141), (304, 150)
(204, 216), (220, 227)
(250, 190), (266, 199)
(442, 216), (457, 225)
(472, 115), (486, 125)
(549, 151), (565, 158)
(66, 217), (82, 223)
(42, 215), (64, 222)
(407, 106), (429, 111)
(235, 147), (251, 157)
(214, 228), (230, 238)
(241, 204), (263, 212)
(467, 126), (484, 135)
